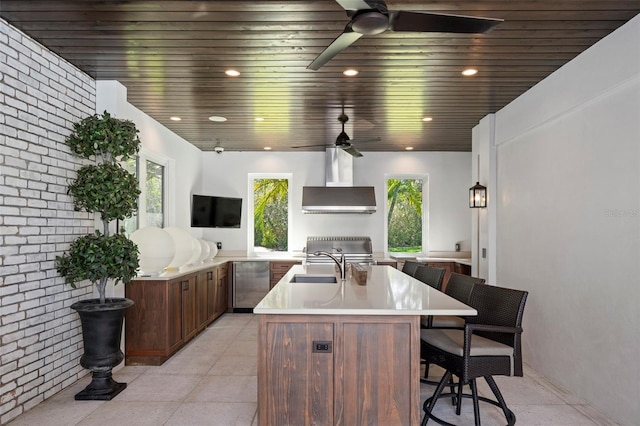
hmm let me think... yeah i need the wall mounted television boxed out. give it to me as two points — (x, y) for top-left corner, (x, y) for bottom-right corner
(191, 194), (242, 228)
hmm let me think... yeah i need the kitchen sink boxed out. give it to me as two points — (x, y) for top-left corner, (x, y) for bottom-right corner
(289, 274), (338, 284)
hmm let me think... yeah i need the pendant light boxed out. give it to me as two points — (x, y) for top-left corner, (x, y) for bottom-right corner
(469, 155), (487, 208)
(469, 182), (487, 208)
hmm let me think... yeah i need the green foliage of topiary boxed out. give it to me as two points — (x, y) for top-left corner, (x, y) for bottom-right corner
(57, 111), (142, 303)
(68, 163), (140, 222)
(65, 111), (140, 161)
(56, 231), (139, 289)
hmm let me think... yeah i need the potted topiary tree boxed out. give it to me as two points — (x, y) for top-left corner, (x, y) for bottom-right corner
(56, 111), (141, 400)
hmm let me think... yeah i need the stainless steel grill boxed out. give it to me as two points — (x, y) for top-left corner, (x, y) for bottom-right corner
(305, 236), (374, 264)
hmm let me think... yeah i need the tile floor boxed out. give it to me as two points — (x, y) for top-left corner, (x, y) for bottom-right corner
(8, 313), (618, 426)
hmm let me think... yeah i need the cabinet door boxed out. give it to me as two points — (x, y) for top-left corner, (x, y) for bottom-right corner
(182, 275), (198, 342)
(206, 269), (217, 321)
(167, 279), (183, 353)
(196, 271), (209, 331)
(214, 264), (228, 318)
(262, 321), (334, 425)
(339, 322), (414, 425)
(454, 262), (471, 276)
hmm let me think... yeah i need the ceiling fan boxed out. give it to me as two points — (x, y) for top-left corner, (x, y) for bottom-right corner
(308, 0), (502, 70)
(292, 111), (380, 157)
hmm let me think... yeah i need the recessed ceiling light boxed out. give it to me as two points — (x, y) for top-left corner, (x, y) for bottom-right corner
(169, 116), (182, 121)
(264, 146), (272, 151)
(422, 117), (433, 122)
(405, 147), (414, 151)
(225, 69), (240, 77)
(462, 68), (478, 76)
(208, 116), (227, 122)
(255, 117), (265, 122)
(343, 69), (359, 76)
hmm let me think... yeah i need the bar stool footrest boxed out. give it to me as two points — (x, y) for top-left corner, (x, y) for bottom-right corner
(422, 392), (516, 426)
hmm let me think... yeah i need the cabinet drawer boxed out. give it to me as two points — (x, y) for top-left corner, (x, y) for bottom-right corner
(270, 261), (300, 272)
(270, 271), (288, 281)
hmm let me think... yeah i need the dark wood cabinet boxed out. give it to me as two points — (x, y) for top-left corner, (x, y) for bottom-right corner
(125, 262), (229, 365)
(376, 260), (397, 268)
(167, 279), (184, 354)
(269, 260), (301, 288)
(197, 269), (213, 330)
(204, 269), (216, 322)
(214, 262), (229, 318)
(258, 314), (420, 425)
(454, 262), (471, 276)
(181, 275), (198, 342)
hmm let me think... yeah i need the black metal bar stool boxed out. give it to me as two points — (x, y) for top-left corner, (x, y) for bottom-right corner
(420, 283), (528, 426)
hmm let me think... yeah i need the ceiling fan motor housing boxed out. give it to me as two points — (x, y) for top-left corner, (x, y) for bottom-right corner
(352, 11), (389, 34)
(336, 113), (351, 145)
(336, 131), (350, 146)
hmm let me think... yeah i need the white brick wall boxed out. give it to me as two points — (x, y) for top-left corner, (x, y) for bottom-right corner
(0, 19), (96, 424)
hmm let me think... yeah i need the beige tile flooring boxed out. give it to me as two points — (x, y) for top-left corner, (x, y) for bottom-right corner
(8, 313), (618, 426)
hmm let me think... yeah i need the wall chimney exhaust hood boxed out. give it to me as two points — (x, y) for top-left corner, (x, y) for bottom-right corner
(302, 148), (377, 214)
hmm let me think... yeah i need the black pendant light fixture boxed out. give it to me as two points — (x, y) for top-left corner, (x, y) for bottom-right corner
(469, 155), (487, 208)
(469, 182), (487, 208)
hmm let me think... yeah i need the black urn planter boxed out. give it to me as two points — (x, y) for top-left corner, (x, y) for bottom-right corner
(71, 297), (134, 401)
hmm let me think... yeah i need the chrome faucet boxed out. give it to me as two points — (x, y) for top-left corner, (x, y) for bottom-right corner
(313, 249), (346, 281)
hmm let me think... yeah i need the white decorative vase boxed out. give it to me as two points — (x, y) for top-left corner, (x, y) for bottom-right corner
(130, 227), (176, 276)
(195, 239), (210, 264)
(187, 235), (202, 266)
(163, 227), (195, 271)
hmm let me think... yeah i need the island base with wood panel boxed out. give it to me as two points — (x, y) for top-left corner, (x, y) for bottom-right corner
(257, 314), (421, 426)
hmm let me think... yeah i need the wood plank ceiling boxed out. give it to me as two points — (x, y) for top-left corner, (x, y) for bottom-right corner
(1, 1), (638, 152)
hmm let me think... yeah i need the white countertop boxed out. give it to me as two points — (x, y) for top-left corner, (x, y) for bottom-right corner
(391, 254), (472, 265)
(130, 254), (400, 281)
(254, 264), (477, 316)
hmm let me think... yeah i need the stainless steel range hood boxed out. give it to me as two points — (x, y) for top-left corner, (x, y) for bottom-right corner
(302, 148), (376, 214)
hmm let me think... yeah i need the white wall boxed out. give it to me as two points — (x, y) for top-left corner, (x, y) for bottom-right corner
(200, 151), (471, 255)
(96, 81), (203, 301)
(474, 14), (640, 426)
(94, 82), (472, 257)
(96, 81), (202, 230)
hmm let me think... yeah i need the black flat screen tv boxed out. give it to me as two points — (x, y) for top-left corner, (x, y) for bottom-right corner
(191, 194), (242, 228)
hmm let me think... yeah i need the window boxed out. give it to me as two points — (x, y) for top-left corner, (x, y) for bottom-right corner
(121, 149), (173, 235)
(144, 160), (164, 227)
(386, 176), (427, 254)
(248, 174), (291, 254)
(121, 156), (139, 235)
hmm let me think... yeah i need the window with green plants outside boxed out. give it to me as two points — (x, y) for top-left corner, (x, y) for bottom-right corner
(387, 177), (425, 253)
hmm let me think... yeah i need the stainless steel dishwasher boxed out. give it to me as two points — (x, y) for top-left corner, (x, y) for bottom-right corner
(232, 261), (270, 312)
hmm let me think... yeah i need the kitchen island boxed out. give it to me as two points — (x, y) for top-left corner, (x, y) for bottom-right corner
(254, 264), (476, 426)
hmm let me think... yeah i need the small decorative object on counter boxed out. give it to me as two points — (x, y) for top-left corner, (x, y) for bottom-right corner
(351, 263), (368, 285)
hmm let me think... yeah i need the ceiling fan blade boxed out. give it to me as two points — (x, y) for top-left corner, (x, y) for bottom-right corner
(291, 143), (331, 149)
(341, 144), (363, 157)
(335, 0), (374, 11)
(350, 136), (381, 144)
(389, 11), (502, 34)
(307, 25), (363, 70)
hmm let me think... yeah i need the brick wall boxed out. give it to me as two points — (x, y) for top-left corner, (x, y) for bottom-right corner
(0, 19), (96, 423)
